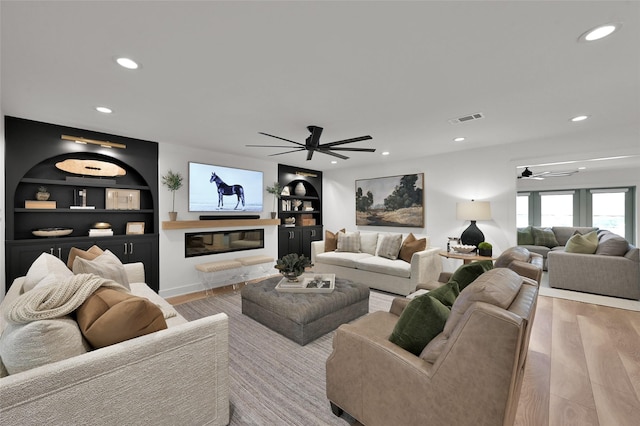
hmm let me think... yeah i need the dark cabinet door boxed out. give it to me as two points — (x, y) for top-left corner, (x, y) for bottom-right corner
(278, 227), (302, 258)
(301, 226), (323, 258)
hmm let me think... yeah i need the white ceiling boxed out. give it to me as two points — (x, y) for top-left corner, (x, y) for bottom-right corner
(2, 1), (639, 173)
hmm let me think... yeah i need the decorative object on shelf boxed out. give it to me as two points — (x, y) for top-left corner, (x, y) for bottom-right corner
(55, 158), (126, 177)
(32, 227), (73, 237)
(284, 217), (296, 225)
(457, 199), (492, 247)
(92, 222), (111, 229)
(292, 199), (302, 211)
(294, 182), (306, 196)
(355, 173), (424, 227)
(274, 253), (313, 282)
(161, 169), (184, 221)
(281, 185), (290, 196)
(105, 188), (141, 210)
(450, 244), (476, 254)
(126, 222), (145, 235)
(36, 186), (50, 201)
(478, 242), (493, 257)
(25, 200), (56, 209)
(266, 182), (283, 219)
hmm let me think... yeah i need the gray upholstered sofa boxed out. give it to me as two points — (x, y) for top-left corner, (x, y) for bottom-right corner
(548, 230), (640, 300)
(0, 263), (230, 425)
(517, 226), (598, 270)
(311, 231), (442, 296)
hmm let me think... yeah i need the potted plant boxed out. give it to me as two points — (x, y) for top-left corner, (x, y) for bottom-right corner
(36, 186), (50, 201)
(274, 253), (313, 282)
(161, 170), (184, 221)
(266, 182), (283, 219)
(478, 241), (493, 257)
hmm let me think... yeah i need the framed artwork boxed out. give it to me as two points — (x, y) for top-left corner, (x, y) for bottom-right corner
(126, 222), (145, 235)
(106, 188), (140, 210)
(355, 173), (424, 227)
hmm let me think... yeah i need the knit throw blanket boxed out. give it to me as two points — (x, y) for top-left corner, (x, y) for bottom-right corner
(5, 274), (176, 324)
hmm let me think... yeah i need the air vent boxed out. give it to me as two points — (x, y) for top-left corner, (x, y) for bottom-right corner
(448, 112), (485, 125)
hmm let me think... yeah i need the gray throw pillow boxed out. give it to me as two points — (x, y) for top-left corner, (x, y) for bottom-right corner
(377, 234), (403, 260)
(595, 232), (629, 256)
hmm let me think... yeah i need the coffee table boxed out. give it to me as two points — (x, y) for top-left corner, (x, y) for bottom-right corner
(240, 276), (370, 345)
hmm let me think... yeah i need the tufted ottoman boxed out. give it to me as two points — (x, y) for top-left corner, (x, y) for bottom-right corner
(240, 276), (370, 345)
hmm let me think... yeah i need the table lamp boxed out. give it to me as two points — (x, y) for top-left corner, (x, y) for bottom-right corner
(456, 200), (492, 247)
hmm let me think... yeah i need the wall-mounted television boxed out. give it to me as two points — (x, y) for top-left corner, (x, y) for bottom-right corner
(189, 162), (263, 212)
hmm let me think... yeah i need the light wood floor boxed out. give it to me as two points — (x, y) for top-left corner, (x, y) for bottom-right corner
(169, 287), (640, 425)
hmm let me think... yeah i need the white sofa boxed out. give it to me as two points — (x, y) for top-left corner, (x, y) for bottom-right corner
(311, 232), (442, 296)
(0, 263), (230, 426)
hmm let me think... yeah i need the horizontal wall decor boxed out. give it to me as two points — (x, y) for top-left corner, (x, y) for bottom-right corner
(355, 173), (424, 227)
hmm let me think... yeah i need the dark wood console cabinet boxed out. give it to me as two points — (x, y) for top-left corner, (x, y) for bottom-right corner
(277, 164), (323, 258)
(4, 117), (159, 292)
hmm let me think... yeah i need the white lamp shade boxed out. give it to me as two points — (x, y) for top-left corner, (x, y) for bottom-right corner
(457, 200), (492, 221)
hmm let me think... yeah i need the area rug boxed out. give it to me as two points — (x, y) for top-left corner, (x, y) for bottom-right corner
(174, 289), (394, 425)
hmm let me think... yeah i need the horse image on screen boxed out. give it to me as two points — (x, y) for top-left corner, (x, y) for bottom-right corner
(189, 162), (263, 212)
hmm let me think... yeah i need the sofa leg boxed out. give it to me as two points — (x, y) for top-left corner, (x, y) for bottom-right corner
(330, 402), (343, 417)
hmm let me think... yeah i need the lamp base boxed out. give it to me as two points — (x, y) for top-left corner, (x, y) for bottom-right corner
(460, 220), (485, 248)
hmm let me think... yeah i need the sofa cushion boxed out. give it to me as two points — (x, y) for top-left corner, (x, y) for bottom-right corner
(377, 233), (403, 260)
(0, 316), (89, 375)
(517, 227), (535, 245)
(553, 226), (598, 246)
(23, 253), (74, 293)
(324, 228), (345, 252)
(355, 256), (412, 279)
(495, 246), (530, 268)
(359, 232), (379, 255)
(565, 230), (598, 254)
(531, 227), (559, 248)
(315, 251), (371, 268)
(399, 233), (426, 263)
(337, 231), (361, 253)
(448, 260), (494, 291)
(388, 294), (450, 356)
(72, 250), (130, 289)
(595, 231), (630, 256)
(76, 287), (167, 349)
(66, 245), (104, 270)
(427, 280), (460, 308)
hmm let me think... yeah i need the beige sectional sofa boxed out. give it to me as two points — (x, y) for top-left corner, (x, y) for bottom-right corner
(311, 231), (442, 296)
(0, 262), (230, 425)
(517, 226), (598, 270)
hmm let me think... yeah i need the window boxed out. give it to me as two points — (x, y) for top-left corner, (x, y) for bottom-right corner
(516, 194), (529, 228)
(591, 189), (627, 237)
(540, 192), (574, 227)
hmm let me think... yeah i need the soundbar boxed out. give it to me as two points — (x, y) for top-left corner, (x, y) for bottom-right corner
(199, 215), (260, 220)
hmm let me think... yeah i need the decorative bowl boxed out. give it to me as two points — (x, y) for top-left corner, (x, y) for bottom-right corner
(32, 227), (73, 237)
(451, 244), (476, 254)
(92, 222), (112, 229)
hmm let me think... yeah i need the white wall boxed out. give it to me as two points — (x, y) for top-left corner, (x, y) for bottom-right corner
(157, 142), (280, 298)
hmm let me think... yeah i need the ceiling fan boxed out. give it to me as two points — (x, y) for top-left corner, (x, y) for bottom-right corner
(518, 167), (579, 180)
(246, 125), (375, 160)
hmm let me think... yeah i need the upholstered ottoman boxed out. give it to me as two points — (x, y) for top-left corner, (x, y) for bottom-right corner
(240, 276), (370, 345)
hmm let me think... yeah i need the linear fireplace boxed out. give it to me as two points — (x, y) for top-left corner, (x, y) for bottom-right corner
(185, 229), (264, 258)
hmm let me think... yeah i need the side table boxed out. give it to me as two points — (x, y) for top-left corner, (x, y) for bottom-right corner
(439, 251), (496, 265)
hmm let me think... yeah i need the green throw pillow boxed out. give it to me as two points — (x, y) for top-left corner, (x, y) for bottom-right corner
(427, 280), (460, 308)
(517, 227), (535, 245)
(389, 295), (450, 356)
(531, 227), (559, 248)
(565, 230), (598, 254)
(448, 260), (494, 291)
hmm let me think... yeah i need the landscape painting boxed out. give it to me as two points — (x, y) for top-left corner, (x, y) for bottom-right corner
(355, 173), (424, 227)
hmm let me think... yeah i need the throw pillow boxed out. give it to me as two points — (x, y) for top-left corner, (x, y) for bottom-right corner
(72, 250), (130, 289)
(388, 294), (450, 356)
(336, 231), (361, 253)
(565, 231), (598, 254)
(377, 233), (403, 260)
(448, 260), (494, 292)
(595, 231), (629, 256)
(0, 316), (89, 375)
(399, 233), (427, 263)
(359, 232), (379, 255)
(517, 227), (535, 245)
(324, 228), (345, 252)
(76, 287), (167, 349)
(23, 253), (74, 293)
(427, 281), (460, 308)
(67, 245), (104, 269)
(531, 227), (559, 248)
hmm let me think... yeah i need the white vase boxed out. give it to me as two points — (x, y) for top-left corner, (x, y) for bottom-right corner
(294, 182), (306, 196)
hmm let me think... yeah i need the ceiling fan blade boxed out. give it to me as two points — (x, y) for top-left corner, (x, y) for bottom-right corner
(246, 144), (301, 148)
(306, 149), (314, 161)
(258, 132), (306, 147)
(327, 147), (377, 152)
(320, 135), (372, 148)
(267, 148), (306, 157)
(306, 126), (323, 149)
(317, 149), (349, 160)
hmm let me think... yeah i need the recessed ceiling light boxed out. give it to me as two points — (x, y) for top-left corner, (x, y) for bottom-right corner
(578, 167), (586, 170)
(95, 106), (112, 114)
(381, 151), (390, 156)
(331, 160), (337, 164)
(116, 57), (139, 69)
(453, 137), (465, 142)
(570, 115), (589, 122)
(579, 23), (621, 42)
